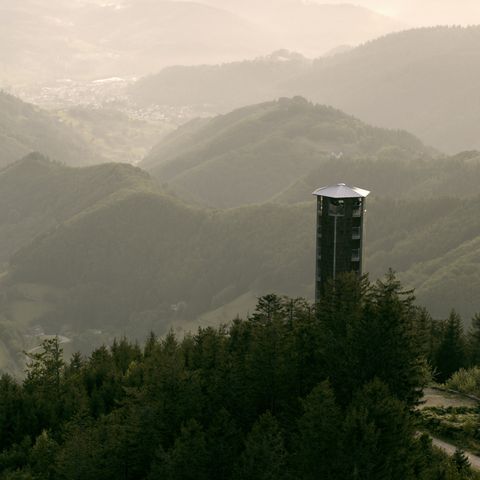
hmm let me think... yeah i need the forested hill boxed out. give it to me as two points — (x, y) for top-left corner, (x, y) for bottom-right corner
(128, 50), (311, 110)
(142, 97), (432, 208)
(132, 26), (480, 153)
(289, 26), (480, 153)
(1, 155), (480, 374)
(274, 151), (480, 204)
(0, 153), (153, 264)
(0, 92), (99, 167)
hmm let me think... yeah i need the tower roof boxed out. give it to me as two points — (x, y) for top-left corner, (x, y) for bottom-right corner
(312, 183), (370, 199)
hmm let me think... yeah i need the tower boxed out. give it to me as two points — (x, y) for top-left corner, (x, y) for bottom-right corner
(313, 183), (370, 302)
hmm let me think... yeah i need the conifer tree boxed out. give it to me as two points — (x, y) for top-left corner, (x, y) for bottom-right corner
(294, 381), (345, 480)
(29, 431), (58, 480)
(233, 411), (288, 480)
(343, 379), (415, 480)
(467, 313), (480, 366)
(205, 409), (241, 480)
(435, 310), (466, 383)
(452, 448), (471, 475)
(357, 271), (425, 406)
(149, 419), (208, 480)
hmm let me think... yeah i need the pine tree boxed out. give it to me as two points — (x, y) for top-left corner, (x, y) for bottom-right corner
(467, 313), (480, 366)
(294, 381), (345, 480)
(343, 379), (416, 480)
(435, 310), (466, 383)
(149, 419), (208, 480)
(205, 409), (241, 480)
(356, 270), (425, 406)
(452, 448), (471, 475)
(233, 411), (288, 480)
(29, 431), (58, 480)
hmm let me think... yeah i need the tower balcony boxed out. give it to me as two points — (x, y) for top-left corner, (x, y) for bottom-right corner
(352, 227), (361, 239)
(328, 203), (345, 216)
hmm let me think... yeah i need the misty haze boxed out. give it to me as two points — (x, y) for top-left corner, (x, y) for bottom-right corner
(0, 1), (480, 478)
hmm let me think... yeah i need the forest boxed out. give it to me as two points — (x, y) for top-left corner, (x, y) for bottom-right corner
(1, 3), (480, 478)
(0, 272), (479, 479)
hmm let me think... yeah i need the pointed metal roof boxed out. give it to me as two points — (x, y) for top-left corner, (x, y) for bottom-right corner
(312, 183), (370, 199)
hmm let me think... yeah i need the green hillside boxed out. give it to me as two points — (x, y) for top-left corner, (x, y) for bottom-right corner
(290, 26), (480, 153)
(0, 92), (101, 167)
(0, 153), (153, 265)
(274, 151), (480, 204)
(1, 149), (480, 373)
(3, 184), (480, 372)
(142, 97), (432, 208)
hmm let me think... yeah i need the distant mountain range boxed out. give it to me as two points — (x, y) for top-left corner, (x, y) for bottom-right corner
(0, 0), (404, 85)
(141, 97), (433, 208)
(131, 26), (480, 153)
(129, 50), (311, 111)
(289, 26), (480, 153)
(0, 92), (99, 168)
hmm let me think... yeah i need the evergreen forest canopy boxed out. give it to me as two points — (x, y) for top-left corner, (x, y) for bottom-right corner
(0, 274), (479, 480)
(131, 26), (480, 153)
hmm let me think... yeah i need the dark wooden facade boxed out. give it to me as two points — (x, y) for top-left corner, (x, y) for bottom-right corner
(314, 190), (367, 302)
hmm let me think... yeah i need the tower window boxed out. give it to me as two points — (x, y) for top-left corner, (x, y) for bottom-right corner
(353, 199), (362, 217)
(328, 199), (345, 216)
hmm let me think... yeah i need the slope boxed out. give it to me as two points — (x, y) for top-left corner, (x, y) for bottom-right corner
(142, 97), (432, 208)
(129, 50), (311, 111)
(0, 92), (100, 167)
(289, 26), (480, 153)
(127, 1), (404, 103)
(274, 151), (480, 204)
(1, 159), (480, 373)
(0, 153), (153, 265)
(4, 187), (480, 347)
(0, 0), (272, 84)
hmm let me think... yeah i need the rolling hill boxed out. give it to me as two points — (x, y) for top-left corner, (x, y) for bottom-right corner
(141, 97), (432, 208)
(0, 92), (99, 167)
(129, 50), (311, 111)
(289, 26), (480, 153)
(0, 153), (153, 265)
(1, 153), (480, 375)
(131, 26), (480, 153)
(273, 151), (480, 204)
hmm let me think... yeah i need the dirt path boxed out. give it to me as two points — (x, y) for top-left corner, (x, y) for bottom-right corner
(421, 387), (478, 409)
(420, 387), (480, 470)
(430, 436), (480, 470)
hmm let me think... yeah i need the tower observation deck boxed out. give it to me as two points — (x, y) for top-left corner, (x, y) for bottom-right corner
(313, 183), (370, 302)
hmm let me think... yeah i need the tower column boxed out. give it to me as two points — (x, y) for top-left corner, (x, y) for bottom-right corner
(313, 183), (370, 301)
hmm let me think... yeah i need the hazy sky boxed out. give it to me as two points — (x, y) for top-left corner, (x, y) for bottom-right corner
(322, 0), (480, 25)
